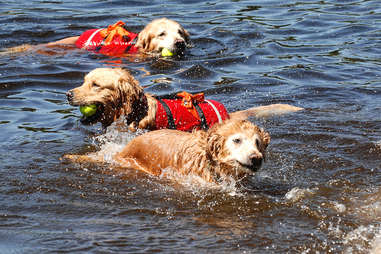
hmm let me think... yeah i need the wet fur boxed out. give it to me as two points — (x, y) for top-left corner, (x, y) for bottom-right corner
(67, 68), (303, 130)
(65, 119), (270, 183)
(135, 18), (190, 54)
(3, 18), (190, 56)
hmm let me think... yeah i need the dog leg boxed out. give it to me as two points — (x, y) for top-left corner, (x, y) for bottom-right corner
(2, 36), (79, 56)
(61, 153), (105, 164)
(45, 36), (79, 46)
(229, 104), (303, 119)
(113, 155), (161, 176)
(0, 44), (32, 55)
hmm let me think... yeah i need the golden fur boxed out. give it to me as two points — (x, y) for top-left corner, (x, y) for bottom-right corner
(4, 18), (190, 56)
(67, 68), (156, 129)
(135, 18), (190, 55)
(67, 67), (303, 129)
(65, 119), (270, 183)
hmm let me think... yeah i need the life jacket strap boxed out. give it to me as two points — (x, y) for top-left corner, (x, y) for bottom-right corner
(157, 98), (176, 129)
(194, 103), (208, 130)
(205, 100), (223, 123)
(83, 28), (103, 49)
(124, 34), (138, 53)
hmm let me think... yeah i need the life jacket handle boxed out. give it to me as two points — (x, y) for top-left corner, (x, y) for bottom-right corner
(99, 20), (131, 45)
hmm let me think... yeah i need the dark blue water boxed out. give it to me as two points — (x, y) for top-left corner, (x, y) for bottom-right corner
(1, 0), (381, 253)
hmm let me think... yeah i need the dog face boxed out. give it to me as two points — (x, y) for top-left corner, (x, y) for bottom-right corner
(207, 120), (270, 176)
(136, 18), (190, 55)
(66, 68), (144, 128)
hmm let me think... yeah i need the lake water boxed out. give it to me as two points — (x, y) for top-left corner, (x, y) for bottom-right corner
(1, 0), (381, 253)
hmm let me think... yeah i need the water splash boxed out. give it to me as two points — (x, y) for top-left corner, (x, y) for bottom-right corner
(91, 120), (147, 164)
(343, 224), (381, 253)
(160, 166), (244, 197)
(285, 187), (316, 203)
(371, 233), (381, 254)
(87, 120), (254, 196)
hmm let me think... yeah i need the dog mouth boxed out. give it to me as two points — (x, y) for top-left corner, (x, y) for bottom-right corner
(237, 159), (262, 173)
(79, 103), (104, 125)
(158, 41), (188, 57)
(174, 40), (187, 54)
(66, 91), (106, 125)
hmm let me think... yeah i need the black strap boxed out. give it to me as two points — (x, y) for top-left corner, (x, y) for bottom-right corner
(95, 34), (107, 53)
(194, 103), (208, 130)
(157, 99), (176, 129)
(154, 93), (179, 100)
(95, 42), (104, 53)
(124, 34), (138, 53)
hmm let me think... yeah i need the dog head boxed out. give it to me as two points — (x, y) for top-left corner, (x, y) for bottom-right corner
(66, 68), (146, 128)
(136, 18), (190, 56)
(207, 119), (271, 178)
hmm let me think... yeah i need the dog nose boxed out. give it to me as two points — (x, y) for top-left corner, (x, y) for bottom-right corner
(66, 90), (74, 102)
(249, 152), (261, 160)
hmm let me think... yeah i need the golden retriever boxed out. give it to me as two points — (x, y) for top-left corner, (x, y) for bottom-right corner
(65, 119), (270, 183)
(66, 67), (303, 130)
(4, 18), (190, 57)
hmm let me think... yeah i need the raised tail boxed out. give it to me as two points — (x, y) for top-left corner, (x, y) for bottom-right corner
(229, 104), (303, 120)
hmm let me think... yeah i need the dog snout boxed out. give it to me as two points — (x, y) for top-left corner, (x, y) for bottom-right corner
(249, 152), (262, 160)
(174, 39), (186, 50)
(249, 153), (263, 167)
(66, 90), (74, 103)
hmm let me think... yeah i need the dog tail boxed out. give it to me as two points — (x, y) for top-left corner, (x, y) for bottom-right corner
(229, 104), (303, 120)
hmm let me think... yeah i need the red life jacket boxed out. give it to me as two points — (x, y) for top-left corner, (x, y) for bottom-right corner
(75, 21), (138, 56)
(155, 93), (230, 131)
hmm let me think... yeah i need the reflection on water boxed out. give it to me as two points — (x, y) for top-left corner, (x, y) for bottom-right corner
(1, 0), (381, 253)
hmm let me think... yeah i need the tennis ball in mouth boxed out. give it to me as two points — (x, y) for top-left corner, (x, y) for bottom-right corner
(161, 48), (173, 57)
(79, 104), (97, 117)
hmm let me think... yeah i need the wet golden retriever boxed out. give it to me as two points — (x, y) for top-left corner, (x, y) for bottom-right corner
(65, 119), (270, 183)
(5, 18), (190, 56)
(66, 68), (303, 130)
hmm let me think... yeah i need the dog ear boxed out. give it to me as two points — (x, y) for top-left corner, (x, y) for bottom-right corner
(136, 30), (154, 52)
(260, 128), (271, 149)
(207, 132), (224, 161)
(117, 74), (143, 110)
(117, 70), (143, 97)
(182, 28), (190, 45)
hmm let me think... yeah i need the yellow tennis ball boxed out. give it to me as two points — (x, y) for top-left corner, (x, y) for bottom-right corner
(161, 48), (173, 57)
(79, 104), (97, 117)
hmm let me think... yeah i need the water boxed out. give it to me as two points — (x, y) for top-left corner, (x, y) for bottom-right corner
(1, 0), (381, 253)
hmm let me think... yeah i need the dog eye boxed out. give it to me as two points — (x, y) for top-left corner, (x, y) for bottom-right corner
(92, 82), (100, 88)
(158, 31), (166, 37)
(178, 29), (184, 36)
(233, 138), (241, 144)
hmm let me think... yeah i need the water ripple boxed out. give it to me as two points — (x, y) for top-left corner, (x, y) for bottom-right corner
(0, 0), (380, 253)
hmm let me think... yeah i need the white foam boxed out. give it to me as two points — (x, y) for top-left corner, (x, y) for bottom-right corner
(343, 224), (381, 253)
(331, 201), (346, 213)
(371, 233), (381, 254)
(285, 187), (315, 202)
(375, 140), (381, 150)
(160, 166), (242, 196)
(89, 122), (146, 164)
